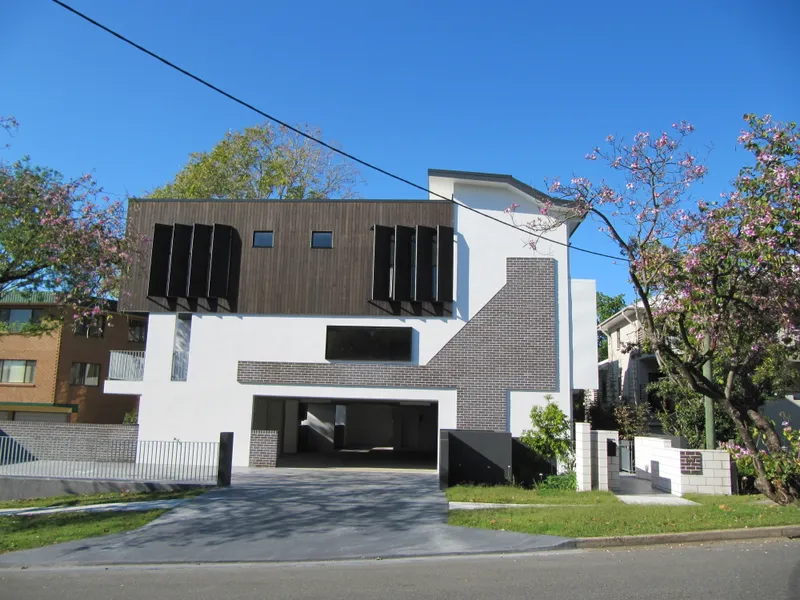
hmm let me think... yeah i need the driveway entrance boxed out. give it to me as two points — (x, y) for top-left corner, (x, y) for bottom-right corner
(0, 470), (573, 566)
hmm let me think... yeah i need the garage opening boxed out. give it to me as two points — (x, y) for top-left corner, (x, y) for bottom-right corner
(251, 397), (437, 470)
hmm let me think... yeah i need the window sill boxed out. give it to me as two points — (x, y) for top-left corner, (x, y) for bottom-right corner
(0, 382), (35, 387)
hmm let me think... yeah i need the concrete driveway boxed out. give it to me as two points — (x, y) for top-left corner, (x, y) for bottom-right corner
(0, 469), (573, 567)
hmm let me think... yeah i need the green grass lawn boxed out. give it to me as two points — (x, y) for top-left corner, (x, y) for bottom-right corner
(448, 494), (800, 538)
(0, 487), (208, 510)
(446, 485), (620, 505)
(0, 510), (167, 554)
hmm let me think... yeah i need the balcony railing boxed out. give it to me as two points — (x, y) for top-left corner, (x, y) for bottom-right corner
(108, 350), (145, 381)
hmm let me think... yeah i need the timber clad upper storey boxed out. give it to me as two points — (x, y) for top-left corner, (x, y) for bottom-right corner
(123, 200), (454, 316)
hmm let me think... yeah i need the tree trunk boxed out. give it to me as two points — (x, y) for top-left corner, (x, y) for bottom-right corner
(722, 397), (799, 505)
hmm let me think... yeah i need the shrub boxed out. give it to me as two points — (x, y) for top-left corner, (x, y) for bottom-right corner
(536, 472), (577, 491)
(520, 395), (572, 467)
(613, 403), (651, 440)
(122, 410), (138, 425)
(720, 416), (800, 495)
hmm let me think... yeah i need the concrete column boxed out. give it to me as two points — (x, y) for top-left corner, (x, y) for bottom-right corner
(574, 422), (592, 492)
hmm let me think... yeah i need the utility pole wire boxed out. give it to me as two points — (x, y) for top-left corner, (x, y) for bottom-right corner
(50, 0), (628, 263)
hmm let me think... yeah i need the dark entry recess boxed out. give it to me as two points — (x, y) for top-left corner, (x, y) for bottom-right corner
(147, 223), (174, 297)
(371, 225), (392, 301)
(187, 224), (212, 298)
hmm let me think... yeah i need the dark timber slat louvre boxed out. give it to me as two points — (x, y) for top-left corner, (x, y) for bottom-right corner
(392, 225), (414, 301)
(414, 225), (435, 302)
(436, 225), (454, 303)
(147, 223), (173, 297)
(123, 200), (453, 314)
(208, 224), (233, 298)
(166, 224), (192, 298)
(372, 225), (392, 301)
(188, 224), (212, 298)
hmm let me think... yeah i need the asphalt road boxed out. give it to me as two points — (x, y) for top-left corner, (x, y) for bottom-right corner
(1, 539), (798, 600)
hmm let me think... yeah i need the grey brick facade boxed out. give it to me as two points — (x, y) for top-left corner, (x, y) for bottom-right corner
(0, 421), (139, 463)
(249, 430), (280, 467)
(238, 258), (558, 431)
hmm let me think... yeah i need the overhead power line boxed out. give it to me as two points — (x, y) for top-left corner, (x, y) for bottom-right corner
(50, 0), (628, 263)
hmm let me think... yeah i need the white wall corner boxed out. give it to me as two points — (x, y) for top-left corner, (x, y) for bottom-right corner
(570, 279), (598, 390)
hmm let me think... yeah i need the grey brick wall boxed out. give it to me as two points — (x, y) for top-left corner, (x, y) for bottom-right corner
(249, 430), (279, 467)
(238, 258), (558, 431)
(0, 421), (139, 463)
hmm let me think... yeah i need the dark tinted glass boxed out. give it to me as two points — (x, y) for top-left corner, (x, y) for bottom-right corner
(326, 326), (412, 361)
(253, 231), (274, 248)
(311, 231), (333, 248)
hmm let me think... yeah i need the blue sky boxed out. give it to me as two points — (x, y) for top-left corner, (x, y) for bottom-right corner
(3, 0), (798, 299)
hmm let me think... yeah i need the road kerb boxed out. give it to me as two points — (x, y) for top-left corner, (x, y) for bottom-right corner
(575, 525), (800, 549)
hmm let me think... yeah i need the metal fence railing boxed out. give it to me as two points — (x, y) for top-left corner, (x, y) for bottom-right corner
(0, 438), (219, 483)
(108, 350), (146, 381)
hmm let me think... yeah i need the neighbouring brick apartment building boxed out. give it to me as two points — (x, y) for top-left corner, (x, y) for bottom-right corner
(0, 292), (145, 423)
(104, 169), (599, 469)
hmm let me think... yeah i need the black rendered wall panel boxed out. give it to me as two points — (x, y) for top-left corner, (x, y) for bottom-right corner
(436, 225), (454, 303)
(415, 225), (435, 302)
(208, 224), (232, 299)
(392, 225), (414, 301)
(188, 224), (212, 298)
(147, 223), (173, 297)
(372, 225), (392, 301)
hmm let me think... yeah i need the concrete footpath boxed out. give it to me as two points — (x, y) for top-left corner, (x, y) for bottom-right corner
(0, 499), (186, 516)
(0, 470), (573, 567)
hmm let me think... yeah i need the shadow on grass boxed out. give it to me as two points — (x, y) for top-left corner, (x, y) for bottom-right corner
(0, 510), (166, 554)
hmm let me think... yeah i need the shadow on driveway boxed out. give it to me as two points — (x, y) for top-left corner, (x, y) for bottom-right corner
(0, 469), (573, 566)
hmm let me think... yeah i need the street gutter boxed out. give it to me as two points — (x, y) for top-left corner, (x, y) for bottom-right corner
(575, 524), (800, 548)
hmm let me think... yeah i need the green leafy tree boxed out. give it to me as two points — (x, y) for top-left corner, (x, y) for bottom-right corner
(520, 396), (572, 466)
(597, 291), (626, 360)
(150, 122), (361, 199)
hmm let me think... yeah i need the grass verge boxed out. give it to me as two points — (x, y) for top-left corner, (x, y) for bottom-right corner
(446, 485), (619, 505)
(448, 494), (800, 538)
(0, 510), (166, 554)
(0, 487), (208, 510)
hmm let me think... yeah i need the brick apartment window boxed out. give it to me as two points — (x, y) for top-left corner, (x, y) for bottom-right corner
(311, 231), (333, 249)
(75, 316), (105, 338)
(70, 362), (100, 386)
(0, 309), (44, 332)
(0, 359), (36, 383)
(128, 319), (147, 343)
(253, 231), (274, 248)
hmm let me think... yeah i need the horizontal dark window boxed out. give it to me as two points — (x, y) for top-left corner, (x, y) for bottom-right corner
(311, 231), (333, 249)
(325, 326), (412, 362)
(253, 231), (274, 248)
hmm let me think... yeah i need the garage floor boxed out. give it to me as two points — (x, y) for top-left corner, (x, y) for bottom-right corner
(277, 448), (436, 470)
(0, 469), (573, 567)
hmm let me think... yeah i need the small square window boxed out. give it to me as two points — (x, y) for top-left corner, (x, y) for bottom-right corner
(311, 231), (333, 249)
(253, 231), (274, 248)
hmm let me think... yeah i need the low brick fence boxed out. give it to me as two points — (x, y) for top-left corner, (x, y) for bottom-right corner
(249, 430), (280, 467)
(0, 420), (138, 463)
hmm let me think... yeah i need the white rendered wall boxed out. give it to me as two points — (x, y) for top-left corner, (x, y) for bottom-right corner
(570, 279), (599, 390)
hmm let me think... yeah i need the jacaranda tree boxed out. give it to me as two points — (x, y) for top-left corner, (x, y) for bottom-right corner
(513, 115), (800, 503)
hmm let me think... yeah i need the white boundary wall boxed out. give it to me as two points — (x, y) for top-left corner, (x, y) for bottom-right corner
(634, 436), (732, 496)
